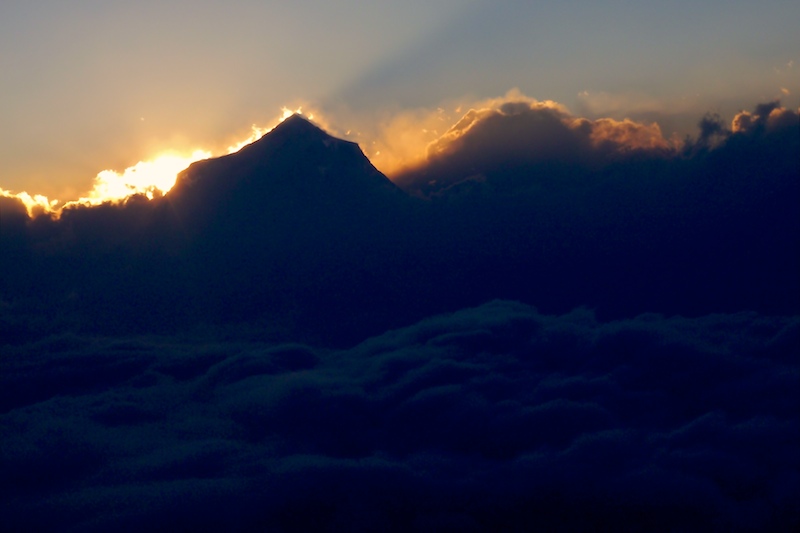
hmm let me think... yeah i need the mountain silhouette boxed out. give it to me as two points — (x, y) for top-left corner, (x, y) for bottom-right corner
(167, 114), (402, 232)
(148, 115), (418, 342)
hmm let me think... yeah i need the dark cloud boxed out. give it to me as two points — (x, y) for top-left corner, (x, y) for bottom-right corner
(1, 302), (798, 531)
(693, 112), (729, 149)
(395, 99), (797, 194)
(394, 99), (675, 193)
(1, 105), (798, 529)
(388, 101), (799, 320)
(0, 194), (28, 221)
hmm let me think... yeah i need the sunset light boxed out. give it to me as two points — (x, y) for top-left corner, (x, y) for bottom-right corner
(72, 109), (318, 208)
(224, 107), (309, 154)
(0, 188), (58, 217)
(1, 107), (320, 214)
(72, 150), (212, 206)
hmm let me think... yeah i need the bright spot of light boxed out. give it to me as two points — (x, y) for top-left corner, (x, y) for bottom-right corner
(0, 188), (59, 217)
(226, 106), (307, 154)
(281, 106), (297, 121)
(70, 150), (211, 207)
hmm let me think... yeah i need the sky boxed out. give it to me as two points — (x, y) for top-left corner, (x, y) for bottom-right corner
(1, 0), (798, 201)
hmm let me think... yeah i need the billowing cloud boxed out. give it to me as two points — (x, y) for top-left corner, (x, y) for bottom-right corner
(391, 96), (677, 193)
(731, 101), (799, 133)
(394, 98), (798, 196)
(0, 188), (58, 217)
(1, 302), (798, 531)
(333, 90), (562, 177)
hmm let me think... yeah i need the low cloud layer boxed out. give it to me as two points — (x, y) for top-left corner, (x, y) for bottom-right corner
(2, 302), (798, 531)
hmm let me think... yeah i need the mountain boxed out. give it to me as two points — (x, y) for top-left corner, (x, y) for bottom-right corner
(166, 114), (403, 233)
(150, 115), (419, 342)
(0, 115), (422, 343)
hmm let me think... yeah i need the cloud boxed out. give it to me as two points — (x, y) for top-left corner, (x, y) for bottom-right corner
(72, 151), (213, 206)
(1, 302), (798, 531)
(352, 105), (455, 177)
(0, 188), (59, 218)
(731, 101), (799, 134)
(691, 113), (730, 149)
(329, 89), (564, 177)
(394, 98), (797, 194)
(0, 192), (29, 221)
(392, 95), (678, 193)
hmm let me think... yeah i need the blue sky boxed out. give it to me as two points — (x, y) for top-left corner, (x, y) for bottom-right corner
(1, 0), (798, 200)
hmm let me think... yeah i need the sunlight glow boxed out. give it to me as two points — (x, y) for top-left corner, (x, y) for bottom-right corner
(225, 106), (309, 154)
(68, 150), (212, 208)
(5, 105), (318, 216)
(0, 188), (59, 217)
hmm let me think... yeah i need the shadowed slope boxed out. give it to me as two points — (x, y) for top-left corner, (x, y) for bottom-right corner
(155, 115), (417, 343)
(167, 114), (401, 230)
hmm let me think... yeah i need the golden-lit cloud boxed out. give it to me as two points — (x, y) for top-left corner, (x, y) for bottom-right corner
(359, 106), (452, 176)
(353, 89), (564, 176)
(731, 102), (798, 133)
(0, 188), (59, 218)
(69, 151), (213, 206)
(343, 89), (690, 181)
(392, 91), (674, 178)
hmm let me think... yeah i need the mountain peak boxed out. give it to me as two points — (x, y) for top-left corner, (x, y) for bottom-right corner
(268, 113), (328, 141)
(279, 113), (316, 127)
(231, 113), (336, 159)
(167, 112), (401, 217)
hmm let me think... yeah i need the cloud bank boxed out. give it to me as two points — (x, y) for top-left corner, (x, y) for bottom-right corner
(2, 302), (798, 532)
